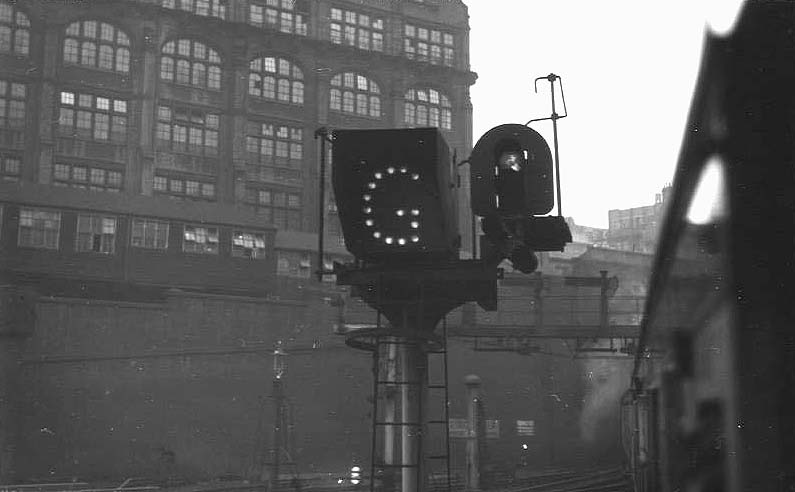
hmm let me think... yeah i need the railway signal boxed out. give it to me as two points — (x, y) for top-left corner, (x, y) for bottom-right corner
(470, 124), (571, 272)
(470, 123), (554, 217)
(331, 128), (459, 264)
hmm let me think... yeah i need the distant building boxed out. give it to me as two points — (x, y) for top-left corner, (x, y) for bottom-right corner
(605, 185), (672, 253)
(0, 0), (476, 482)
(565, 217), (608, 247)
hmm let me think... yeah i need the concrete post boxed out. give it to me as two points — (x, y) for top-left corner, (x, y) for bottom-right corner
(464, 375), (482, 491)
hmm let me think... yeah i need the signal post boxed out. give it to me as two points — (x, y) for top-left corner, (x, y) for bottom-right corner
(325, 118), (571, 492)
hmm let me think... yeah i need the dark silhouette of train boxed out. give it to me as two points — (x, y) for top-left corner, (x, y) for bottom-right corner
(621, 2), (795, 491)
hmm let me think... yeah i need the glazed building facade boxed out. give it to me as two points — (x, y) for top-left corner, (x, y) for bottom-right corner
(0, 0), (476, 483)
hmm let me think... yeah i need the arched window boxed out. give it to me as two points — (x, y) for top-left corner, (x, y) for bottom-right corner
(161, 0), (226, 20)
(63, 21), (131, 72)
(0, 2), (30, 56)
(329, 72), (381, 118)
(161, 39), (222, 90)
(249, 56), (304, 105)
(404, 88), (452, 130)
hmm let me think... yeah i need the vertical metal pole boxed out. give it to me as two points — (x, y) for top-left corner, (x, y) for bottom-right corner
(415, 290), (425, 492)
(384, 342), (397, 470)
(464, 375), (481, 491)
(370, 340), (380, 492)
(599, 270), (608, 333)
(534, 272), (543, 330)
(401, 342), (419, 492)
(442, 318), (452, 492)
(400, 308), (427, 492)
(548, 78), (563, 217)
(315, 128), (328, 281)
(632, 393), (641, 491)
(471, 213), (478, 259)
(272, 378), (283, 491)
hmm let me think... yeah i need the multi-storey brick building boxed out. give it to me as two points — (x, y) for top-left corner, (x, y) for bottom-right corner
(605, 185), (671, 254)
(0, 0), (476, 483)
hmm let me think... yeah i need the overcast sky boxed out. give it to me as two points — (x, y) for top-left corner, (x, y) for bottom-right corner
(466, 1), (714, 228)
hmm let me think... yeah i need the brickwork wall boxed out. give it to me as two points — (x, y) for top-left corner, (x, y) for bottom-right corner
(8, 293), (372, 482)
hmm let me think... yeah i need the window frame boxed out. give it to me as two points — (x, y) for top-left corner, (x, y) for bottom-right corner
(0, 79), (26, 129)
(231, 230), (269, 260)
(153, 174), (216, 201)
(245, 120), (304, 169)
(0, 153), (20, 181)
(404, 88), (453, 130)
(18, 207), (61, 250)
(160, 39), (222, 90)
(75, 214), (117, 254)
(63, 20), (131, 73)
(329, 72), (381, 118)
(130, 217), (170, 250)
(404, 22), (455, 66)
(248, 56), (304, 105)
(249, 0), (307, 35)
(182, 223), (220, 255)
(53, 162), (123, 192)
(276, 250), (311, 278)
(0, 2), (30, 56)
(246, 187), (302, 231)
(329, 6), (383, 52)
(58, 90), (128, 143)
(155, 103), (220, 157)
(161, 0), (226, 19)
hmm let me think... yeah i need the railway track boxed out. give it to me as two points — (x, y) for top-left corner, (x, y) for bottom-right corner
(493, 467), (630, 492)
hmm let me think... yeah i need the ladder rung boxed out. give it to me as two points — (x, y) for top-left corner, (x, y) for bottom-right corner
(376, 380), (420, 385)
(427, 384), (446, 389)
(374, 421), (422, 427)
(373, 464), (419, 469)
(427, 420), (449, 424)
(425, 455), (448, 460)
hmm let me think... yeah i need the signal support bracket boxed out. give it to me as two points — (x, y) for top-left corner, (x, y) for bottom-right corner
(334, 258), (501, 334)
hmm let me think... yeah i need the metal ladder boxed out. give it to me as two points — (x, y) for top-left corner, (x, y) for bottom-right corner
(367, 315), (452, 492)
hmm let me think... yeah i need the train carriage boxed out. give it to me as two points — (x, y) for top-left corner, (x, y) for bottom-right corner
(623, 2), (795, 491)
